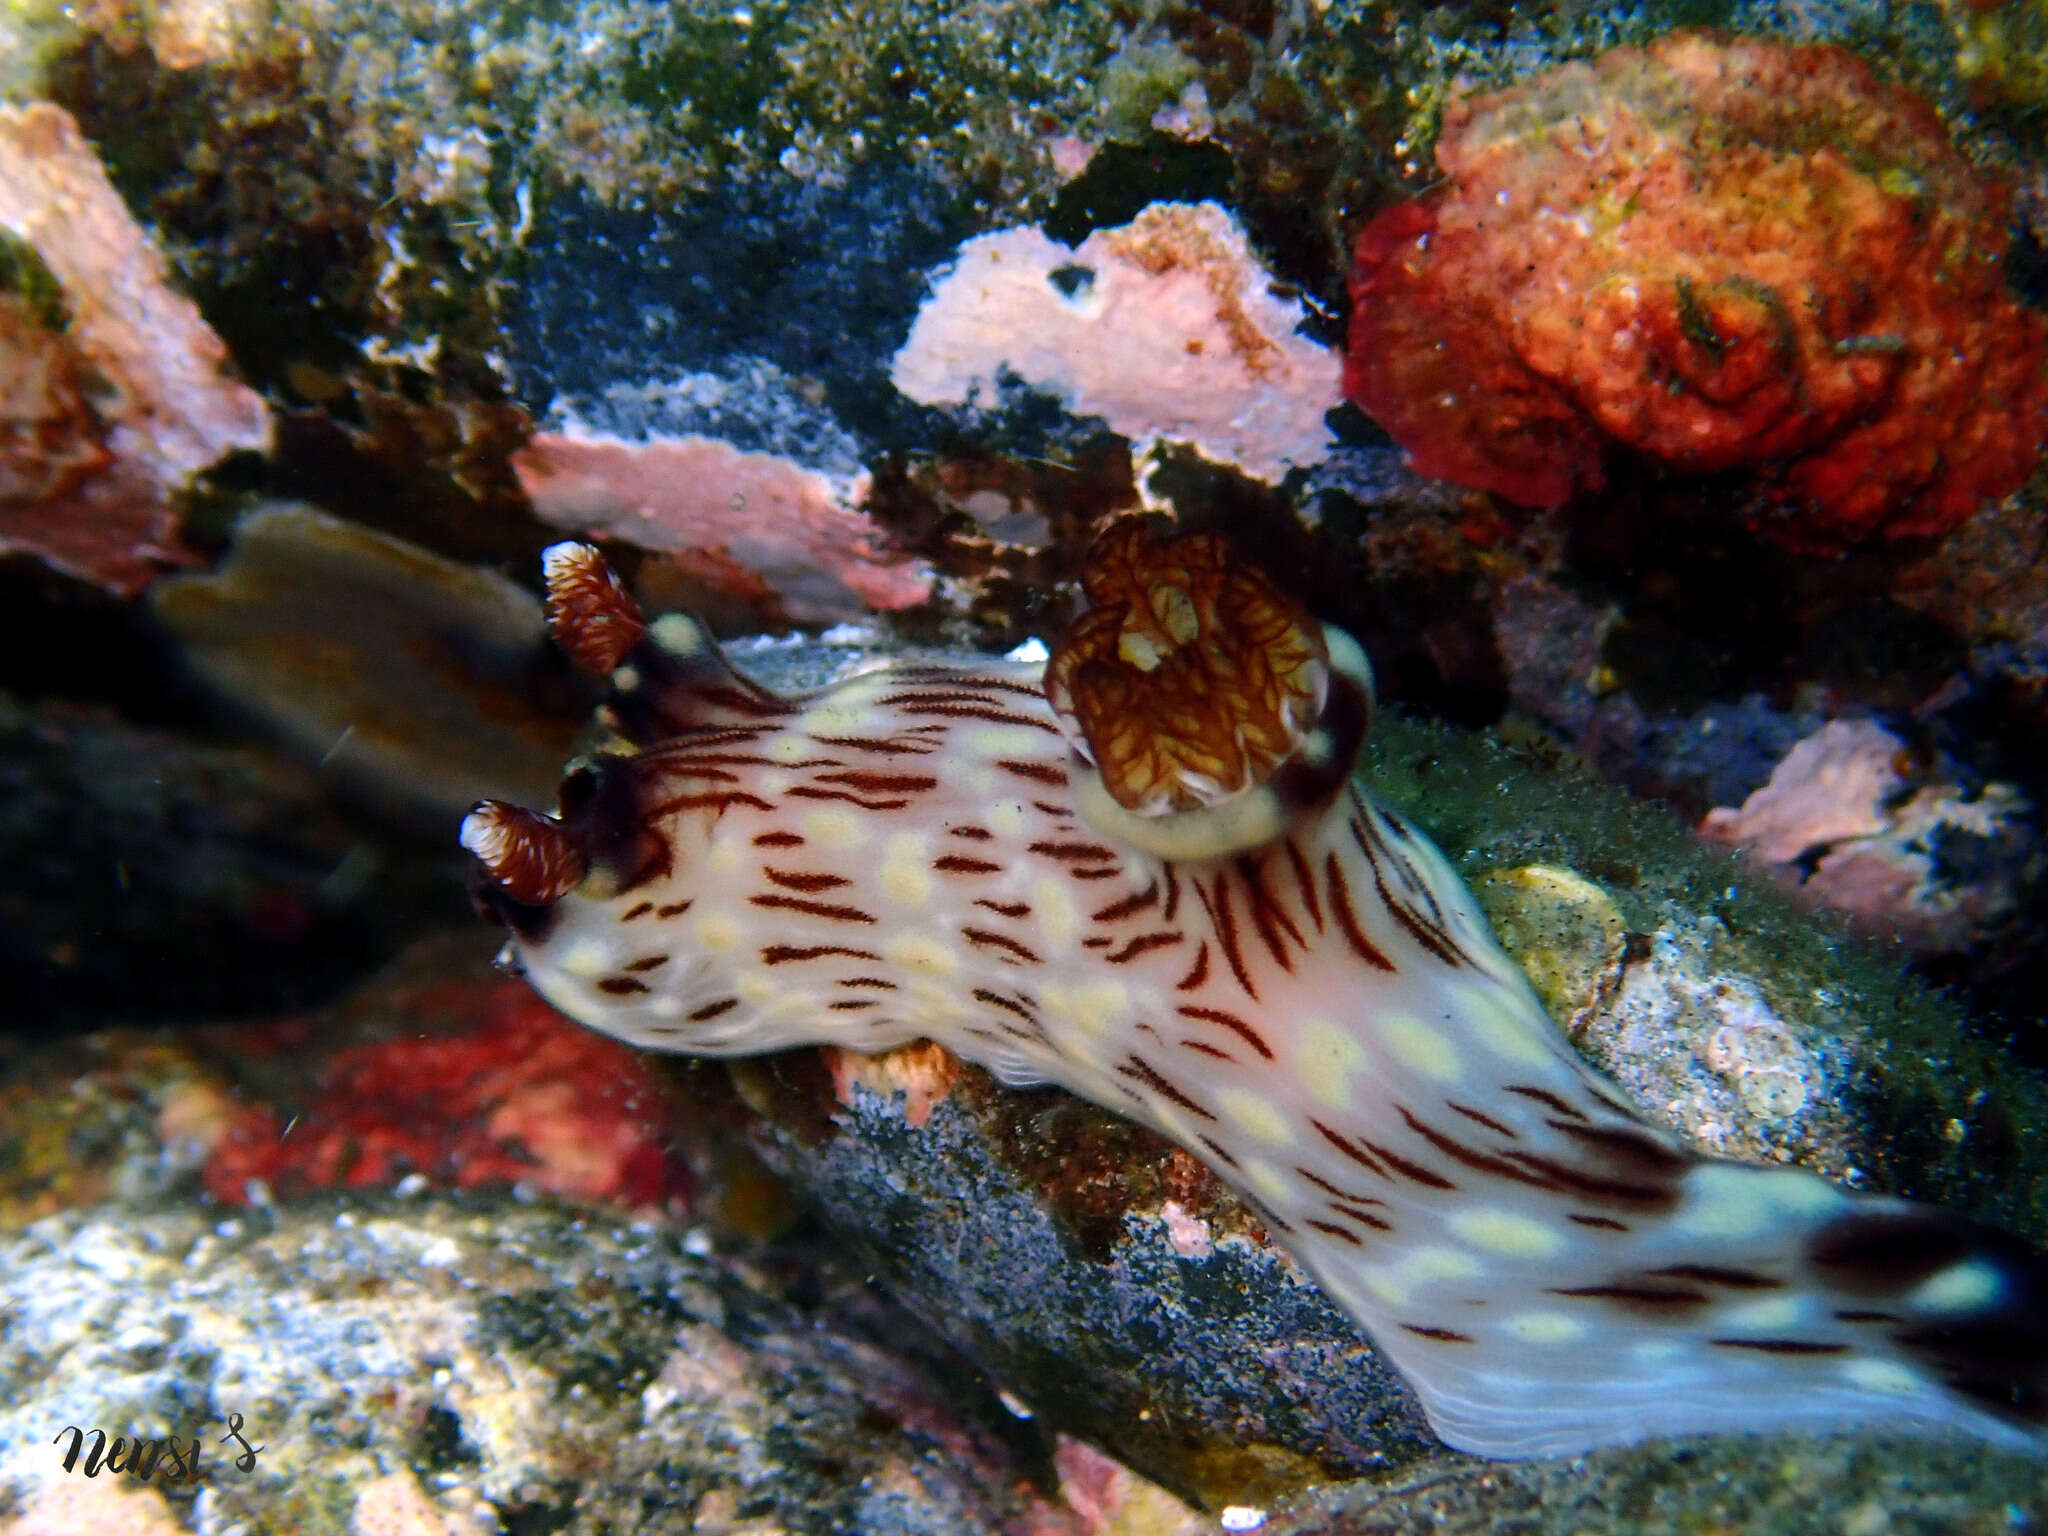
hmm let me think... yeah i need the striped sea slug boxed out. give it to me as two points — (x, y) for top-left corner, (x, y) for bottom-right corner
(464, 519), (2047, 1460)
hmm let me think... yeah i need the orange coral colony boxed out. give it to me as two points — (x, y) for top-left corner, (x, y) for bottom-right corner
(1345, 32), (2048, 551)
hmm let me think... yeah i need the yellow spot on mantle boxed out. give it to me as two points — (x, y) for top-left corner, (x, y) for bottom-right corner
(1677, 1164), (1844, 1239)
(1297, 1018), (1367, 1109)
(559, 939), (611, 978)
(1216, 1087), (1294, 1145)
(1033, 877), (1078, 947)
(888, 933), (957, 978)
(1911, 1260), (2001, 1314)
(1379, 1012), (1460, 1082)
(988, 801), (1028, 837)
(880, 831), (933, 908)
(804, 808), (866, 848)
(1506, 1311), (1585, 1344)
(1449, 1208), (1560, 1257)
(696, 913), (742, 952)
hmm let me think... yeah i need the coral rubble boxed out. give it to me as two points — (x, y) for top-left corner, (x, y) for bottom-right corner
(1346, 33), (2048, 550)
(0, 103), (268, 593)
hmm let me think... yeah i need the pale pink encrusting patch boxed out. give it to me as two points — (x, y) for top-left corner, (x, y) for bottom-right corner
(1701, 718), (2039, 952)
(0, 103), (271, 594)
(513, 430), (930, 625)
(891, 201), (1339, 483)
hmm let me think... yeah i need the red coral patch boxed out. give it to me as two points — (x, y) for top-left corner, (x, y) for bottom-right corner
(1345, 32), (2048, 552)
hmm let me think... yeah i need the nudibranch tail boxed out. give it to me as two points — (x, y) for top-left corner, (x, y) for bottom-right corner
(468, 525), (2048, 1461)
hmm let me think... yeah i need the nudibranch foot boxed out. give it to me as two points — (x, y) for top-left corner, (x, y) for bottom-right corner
(468, 529), (2048, 1461)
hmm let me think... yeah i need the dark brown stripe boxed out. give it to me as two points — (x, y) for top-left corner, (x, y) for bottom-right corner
(1198, 874), (1258, 1000)
(1332, 1202), (1393, 1232)
(1029, 839), (1120, 863)
(1325, 851), (1397, 971)
(621, 901), (655, 921)
(1106, 931), (1182, 963)
(1646, 1264), (1782, 1291)
(1352, 819), (1466, 967)
(1361, 1136), (1459, 1191)
(963, 927), (1041, 963)
(1401, 1325), (1473, 1343)
(1505, 1085), (1590, 1121)
(1501, 1150), (1675, 1210)
(1179, 1039), (1236, 1061)
(1238, 853), (1305, 960)
(785, 785), (910, 810)
(1196, 1134), (1240, 1169)
(689, 997), (741, 1021)
(1311, 1118), (1392, 1179)
(1162, 865), (1181, 923)
(1070, 867), (1119, 880)
(1551, 1283), (1710, 1312)
(810, 734), (936, 757)
(648, 790), (777, 817)
(597, 977), (649, 996)
(764, 866), (852, 892)
(815, 770), (939, 793)
(996, 757), (1069, 786)
(650, 762), (741, 782)
(761, 943), (881, 964)
(880, 692), (1062, 728)
(934, 855), (1002, 874)
(1284, 838), (1323, 932)
(838, 976), (898, 990)
(1117, 1055), (1216, 1122)
(1447, 1101), (1518, 1139)
(753, 830), (805, 847)
(976, 899), (1032, 919)
(1176, 1004), (1274, 1061)
(1548, 1121), (1691, 1177)
(1398, 1107), (1557, 1191)
(748, 893), (876, 923)
(1091, 885), (1159, 924)
(624, 954), (670, 972)
(657, 900), (694, 918)
(1568, 1214), (1631, 1231)
(829, 998), (878, 1011)
(972, 989), (1039, 1022)
(1306, 1219), (1365, 1247)
(1174, 942), (1211, 992)
(949, 824), (993, 840)
(1834, 1310), (1902, 1324)
(1299, 1167), (1383, 1206)
(1710, 1338), (1848, 1356)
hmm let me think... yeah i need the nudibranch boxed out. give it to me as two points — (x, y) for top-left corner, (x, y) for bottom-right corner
(464, 520), (2047, 1459)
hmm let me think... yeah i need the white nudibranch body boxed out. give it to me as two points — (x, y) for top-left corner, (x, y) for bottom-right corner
(464, 533), (2048, 1461)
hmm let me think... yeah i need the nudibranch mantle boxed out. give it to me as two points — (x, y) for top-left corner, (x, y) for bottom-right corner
(466, 524), (2047, 1461)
